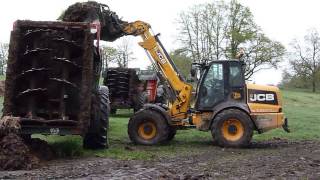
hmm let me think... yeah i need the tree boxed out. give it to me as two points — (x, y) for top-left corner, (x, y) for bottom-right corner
(178, 2), (228, 64)
(99, 37), (135, 70)
(100, 45), (117, 72)
(0, 42), (9, 75)
(177, 0), (285, 79)
(288, 29), (320, 92)
(113, 37), (135, 68)
(226, 0), (257, 59)
(170, 49), (193, 79)
(242, 33), (285, 78)
(280, 69), (313, 89)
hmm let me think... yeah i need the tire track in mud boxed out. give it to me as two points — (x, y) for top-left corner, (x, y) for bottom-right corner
(0, 139), (319, 179)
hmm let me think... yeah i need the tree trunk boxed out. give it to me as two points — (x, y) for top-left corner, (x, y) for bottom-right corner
(312, 73), (316, 92)
(312, 81), (316, 92)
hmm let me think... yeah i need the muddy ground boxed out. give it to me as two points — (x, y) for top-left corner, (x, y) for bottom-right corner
(0, 139), (319, 179)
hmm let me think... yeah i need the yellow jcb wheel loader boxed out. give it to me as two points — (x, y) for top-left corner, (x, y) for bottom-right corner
(118, 21), (289, 147)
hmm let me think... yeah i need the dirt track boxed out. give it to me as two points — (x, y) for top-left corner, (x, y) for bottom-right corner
(0, 139), (319, 179)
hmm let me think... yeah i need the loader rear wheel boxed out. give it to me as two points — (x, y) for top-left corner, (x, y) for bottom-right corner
(128, 109), (169, 145)
(166, 127), (177, 141)
(211, 109), (253, 148)
(83, 86), (110, 149)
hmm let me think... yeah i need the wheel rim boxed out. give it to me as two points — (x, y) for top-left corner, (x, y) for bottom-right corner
(138, 121), (157, 140)
(222, 118), (244, 142)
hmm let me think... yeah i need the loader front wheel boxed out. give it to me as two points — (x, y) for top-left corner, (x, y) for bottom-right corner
(128, 109), (169, 145)
(83, 86), (110, 149)
(211, 109), (253, 148)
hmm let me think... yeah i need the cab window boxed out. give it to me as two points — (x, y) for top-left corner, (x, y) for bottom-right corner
(198, 63), (225, 108)
(229, 63), (244, 87)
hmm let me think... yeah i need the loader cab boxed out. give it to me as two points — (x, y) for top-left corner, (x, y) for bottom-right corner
(194, 60), (246, 111)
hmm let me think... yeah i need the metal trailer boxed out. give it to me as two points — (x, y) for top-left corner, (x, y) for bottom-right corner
(3, 20), (109, 149)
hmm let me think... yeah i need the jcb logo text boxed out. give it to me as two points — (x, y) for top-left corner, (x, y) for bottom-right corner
(250, 94), (274, 102)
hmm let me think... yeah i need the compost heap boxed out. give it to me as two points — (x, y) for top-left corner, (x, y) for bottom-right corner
(0, 116), (54, 170)
(60, 1), (127, 41)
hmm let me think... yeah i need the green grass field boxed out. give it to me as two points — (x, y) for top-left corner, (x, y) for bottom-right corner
(31, 89), (319, 160)
(0, 75), (319, 159)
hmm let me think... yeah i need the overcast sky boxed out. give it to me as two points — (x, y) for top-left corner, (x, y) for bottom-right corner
(1, 0), (320, 85)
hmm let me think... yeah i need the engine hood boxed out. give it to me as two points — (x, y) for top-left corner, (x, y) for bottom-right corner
(246, 83), (280, 92)
(246, 83), (283, 113)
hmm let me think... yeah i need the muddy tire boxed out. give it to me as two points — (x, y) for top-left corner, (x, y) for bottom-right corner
(211, 109), (253, 148)
(83, 86), (110, 149)
(133, 92), (148, 112)
(128, 109), (169, 145)
(166, 127), (177, 141)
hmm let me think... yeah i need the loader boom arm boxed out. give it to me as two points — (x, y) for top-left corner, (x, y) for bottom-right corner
(61, 2), (192, 120)
(123, 21), (192, 119)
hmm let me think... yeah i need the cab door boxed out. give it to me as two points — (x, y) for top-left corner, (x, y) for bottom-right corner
(227, 61), (246, 103)
(195, 62), (226, 110)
